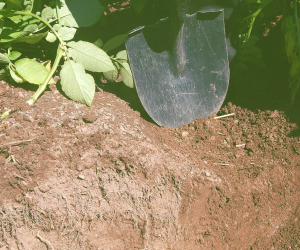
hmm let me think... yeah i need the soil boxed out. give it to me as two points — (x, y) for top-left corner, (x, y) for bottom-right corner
(1, 6), (300, 250)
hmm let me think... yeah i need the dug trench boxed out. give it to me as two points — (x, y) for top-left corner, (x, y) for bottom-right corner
(1, 7), (300, 250)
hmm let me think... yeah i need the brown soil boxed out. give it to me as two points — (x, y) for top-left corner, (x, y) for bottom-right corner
(1, 61), (300, 249)
(1, 8), (300, 250)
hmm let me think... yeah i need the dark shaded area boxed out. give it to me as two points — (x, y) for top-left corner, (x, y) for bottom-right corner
(90, 2), (300, 132)
(70, 2), (300, 131)
(96, 81), (156, 124)
(224, 17), (300, 136)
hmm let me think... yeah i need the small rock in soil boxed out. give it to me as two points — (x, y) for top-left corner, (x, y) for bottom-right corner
(78, 174), (85, 180)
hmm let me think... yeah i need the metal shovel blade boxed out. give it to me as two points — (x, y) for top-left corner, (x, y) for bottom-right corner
(125, 9), (229, 128)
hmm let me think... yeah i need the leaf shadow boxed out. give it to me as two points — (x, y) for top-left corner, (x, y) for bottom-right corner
(96, 80), (156, 125)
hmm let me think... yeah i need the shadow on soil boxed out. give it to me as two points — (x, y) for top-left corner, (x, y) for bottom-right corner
(89, 6), (300, 133)
(96, 81), (156, 124)
(10, 5), (300, 133)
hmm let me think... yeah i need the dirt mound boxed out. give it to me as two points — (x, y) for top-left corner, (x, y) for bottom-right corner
(0, 74), (300, 249)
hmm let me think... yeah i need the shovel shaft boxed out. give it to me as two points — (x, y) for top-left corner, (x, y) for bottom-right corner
(169, 0), (186, 25)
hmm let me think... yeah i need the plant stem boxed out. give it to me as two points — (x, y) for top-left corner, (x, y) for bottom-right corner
(243, 0), (273, 21)
(27, 45), (63, 105)
(294, 0), (300, 50)
(56, 0), (62, 27)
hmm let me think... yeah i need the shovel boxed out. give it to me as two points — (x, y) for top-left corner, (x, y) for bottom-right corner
(125, 0), (239, 128)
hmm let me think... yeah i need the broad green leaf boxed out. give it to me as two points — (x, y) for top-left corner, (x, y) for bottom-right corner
(8, 51), (21, 61)
(246, 35), (260, 47)
(14, 58), (51, 85)
(14, 32), (47, 44)
(103, 62), (119, 82)
(116, 50), (128, 63)
(22, 15), (32, 22)
(46, 31), (57, 42)
(0, 68), (9, 80)
(57, 26), (76, 41)
(1, 109), (11, 121)
(43, 60), (51, 71)
(103, 34), (128, 52)
(94, 38), (103, 48)
(4, 30), (22, 40)
(53, 24), (60, 32)
(243, 45), (262, 56)
(0, 2), (5, 10)
(41, 7), (54, 21)
(20, 24), (38, 36)
(131, 0), (148, 13)
(9, 67), (25, 83)
(120, 62), (134, 88)
(67, 41), (114, 72)
(8, 24), (39, 42)
(6, 0), (22, 9)
(59, 0), (104, 28)
(0, 19), (4, 34)
(0, 53), (10, 64)
(60, 60), (95, 106)
(7, 15), (23, 24)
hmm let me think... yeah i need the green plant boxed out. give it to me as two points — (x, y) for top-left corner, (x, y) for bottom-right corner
(0, 0), (133, 106)
(282, 0), (300, 103)
(235, 0), (300, 103)
(234, 0), (281, 70)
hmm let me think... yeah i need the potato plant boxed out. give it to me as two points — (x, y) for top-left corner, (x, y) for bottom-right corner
(0, 0), (299, 106)
(0, 0), (133, 106)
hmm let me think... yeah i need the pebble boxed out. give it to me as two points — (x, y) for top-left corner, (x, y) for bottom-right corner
(78, 174), (85, 180)
(205, 171), (211, 177)
(76, 164), (84, 171)
(38, 184), (51, 193)
(182, 131), (189, 137)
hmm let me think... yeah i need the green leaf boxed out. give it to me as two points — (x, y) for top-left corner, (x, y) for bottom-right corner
(46, 31), (57, 42)
(14, 32), (47, 44)
(103, 34), (128, 52)
(103, 62), (119, 82)
(7, 15), (23, 24)
(9, 66), (25, 83)
(6, 0), (22, 9)
(243, 46), (263, 57)
(131, 0), (148, 13)
(120, 62), (134, 88)
(94, 38), (103, 48)
(1, 109), (11, 121)
(60, 60), (95, 106)
(116, 50), (128, 63)
(14, 58), (51, 85)
(41, 7), (55, 21)
(0, 2), (6, 10)
(67, 41), (114, 72)
(0, 19), (4, 35)
(59, 0), (104, 28)
(8, 51), (21, 61)
(53, 24), (60, 31)
(0, 53), (10, 64)
(0, 67), (9, 80)
(11, 24), (39, 42)
(57, 26), (76, 41)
